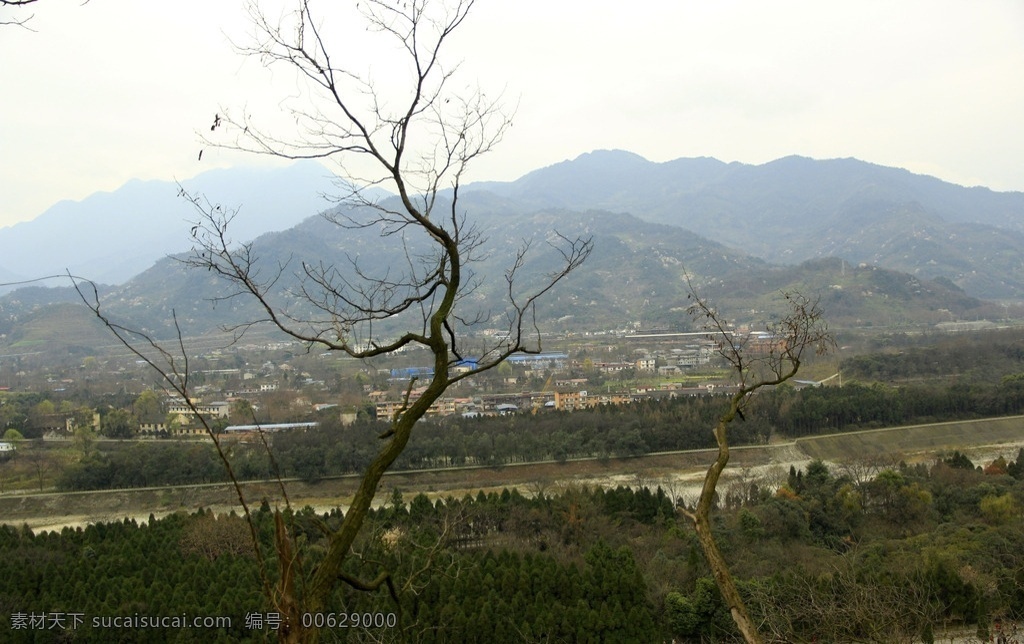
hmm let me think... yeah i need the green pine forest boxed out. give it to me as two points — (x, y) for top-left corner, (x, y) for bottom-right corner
(2, 452), (1024, 642)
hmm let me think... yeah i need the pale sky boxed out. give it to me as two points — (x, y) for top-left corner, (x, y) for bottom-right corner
(2, 0), (1023, 228)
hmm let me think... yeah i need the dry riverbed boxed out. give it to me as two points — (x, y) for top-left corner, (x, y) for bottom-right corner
(2, 416), (1023, 532)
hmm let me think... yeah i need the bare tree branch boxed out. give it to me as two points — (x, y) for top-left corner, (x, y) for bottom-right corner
(0, 0), (40, 18)
(1, 0), (89, 29)
(70, 275), (280, 611)
(79, 2), (590, 641)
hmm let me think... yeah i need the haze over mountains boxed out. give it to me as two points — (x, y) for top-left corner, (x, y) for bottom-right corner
(0, 161), (340, 288)
(3, 150), (1024, 345)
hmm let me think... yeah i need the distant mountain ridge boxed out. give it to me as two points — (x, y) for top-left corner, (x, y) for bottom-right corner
(4, 199), (1005, 350)
(0, 161), (340, 289)
(4, 150), (1024, 350)
(466, 150), (1024, 299)
(8, 150), (1023, 299)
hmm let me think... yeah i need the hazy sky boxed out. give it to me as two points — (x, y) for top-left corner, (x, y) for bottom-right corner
(2, 0), (1023, 228)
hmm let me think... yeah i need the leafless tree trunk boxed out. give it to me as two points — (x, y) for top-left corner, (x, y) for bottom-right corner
(0, 458), (10, 493)
(680, 286), (833, 643)
(80, 1), (590, 641)
(22, 441), (51, 492)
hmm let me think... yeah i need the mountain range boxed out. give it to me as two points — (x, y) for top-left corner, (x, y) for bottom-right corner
(0, 161), (339, 289)
(469, 151), (1024, 300)
(3, 151), (1023, 349)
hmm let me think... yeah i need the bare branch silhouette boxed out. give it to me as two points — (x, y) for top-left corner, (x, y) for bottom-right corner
(79, 1), (589, 641)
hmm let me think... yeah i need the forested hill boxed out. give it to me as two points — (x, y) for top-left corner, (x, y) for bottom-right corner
(11, 202), (1005, 346)
(5, 151), (1024, 302)
(466, 150), (1024, 300)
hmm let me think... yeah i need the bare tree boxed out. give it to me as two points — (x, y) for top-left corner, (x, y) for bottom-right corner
(22, 440), (50, 492)
(1, 0), (87, 28)
(0, 457), (11, 494)
(680, 287), (834, 644)
(836, 454), (900, 502)
(82, 1), (590, 641)
(749, 554), (945, 643)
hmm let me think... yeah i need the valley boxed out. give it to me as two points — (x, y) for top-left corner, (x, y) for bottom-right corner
(4, 0), (1024, 638)
(5, 415), (1022, 533)
(2, 146), (1024, 644)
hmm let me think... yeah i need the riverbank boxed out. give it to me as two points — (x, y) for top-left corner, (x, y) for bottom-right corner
(3, 415), (1022, 532)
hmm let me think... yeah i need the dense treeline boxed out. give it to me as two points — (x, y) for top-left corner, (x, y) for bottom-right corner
(844, 327), (1024, 383)
(54, 374), (1024, 491)
(5, 450), (1024, 642)
(756, 377), (1024, 436)
(53, 393), (775, 491)
(57, 443), (234, 490)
